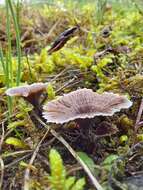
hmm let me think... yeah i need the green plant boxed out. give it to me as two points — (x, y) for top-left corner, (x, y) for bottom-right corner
(0, 0), (14, 116)
(7, 0), (22, 86)
(38, 48), (55, 73)
(48, 149), (85, 190)
(0, 0), (22, 116)
(91, 54), (113, 81)
(47, 83), (56, 100)
(5, 137), (29, 149)
(0, 0), (22, 118)
(96, 0), (107, 24)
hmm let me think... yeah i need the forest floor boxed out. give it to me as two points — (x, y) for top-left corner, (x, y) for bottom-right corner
(0, 1), (143, 190)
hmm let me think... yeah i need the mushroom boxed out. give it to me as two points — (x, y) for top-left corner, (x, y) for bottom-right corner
(43, 88), (132, 139)
(43, 88), (132, 126)
(6, 83), (48, 128)
(6, 82), (47, 107)
(43, 88), (132, 147)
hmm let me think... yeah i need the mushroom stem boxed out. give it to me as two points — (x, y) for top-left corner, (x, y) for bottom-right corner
(76, 118), (93, 129)
(76, 118), (95, 146)
(76, 118), (96, 138)
(25, 93), (45, 128)
(24, 91), (44, 119)
(24, 91), (43, 107)
(29, 108), (44, 128)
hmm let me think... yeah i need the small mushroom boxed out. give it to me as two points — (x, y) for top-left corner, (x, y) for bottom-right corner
(43, 88), (132, 126)
(6, 82), (47, 106)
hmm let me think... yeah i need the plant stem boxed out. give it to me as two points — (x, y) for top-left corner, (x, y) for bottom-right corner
(0, 45), (6, 74)
(5, 0), (13, 116)
(7, 0), (22, 86)
(6, 0), (13, 86)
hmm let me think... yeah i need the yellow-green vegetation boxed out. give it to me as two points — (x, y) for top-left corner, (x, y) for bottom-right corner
(0, 0), (143, 189)
(48, 149), (85, 190)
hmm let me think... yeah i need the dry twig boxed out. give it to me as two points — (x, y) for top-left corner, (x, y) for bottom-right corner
(1, 150), (33, 159)
(23, 129), (49, 190)
(0, 157), (4, 190)
(0, 123), (5, 190)
(135, 98), (143, 132)
(4, 154), (32, 169)
(0, 122), (5, 152)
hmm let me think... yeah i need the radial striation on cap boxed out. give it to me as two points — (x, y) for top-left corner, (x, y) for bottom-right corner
(43, 88), (132, 124)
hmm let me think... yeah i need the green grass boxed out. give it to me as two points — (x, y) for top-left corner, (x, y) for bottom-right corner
(7, 0), (22, 86)
(0, 0), (22, 116)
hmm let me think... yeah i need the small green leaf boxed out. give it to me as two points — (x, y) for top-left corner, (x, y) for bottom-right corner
(48, 149), (85, 190)
(19, 161), (28, 167)
(77, 151), (95, 173)
(48, 149), (66, 189)
(102, 154), (118, 165)
(102, 154), (118, 171)
(7, 120), (25, 129)
(47, 83), (55, 100)
(65, 176), (75, 189)
(71, 178), (85, 190)
(19, 161), (37, 171)
(5, 137), (29, 149)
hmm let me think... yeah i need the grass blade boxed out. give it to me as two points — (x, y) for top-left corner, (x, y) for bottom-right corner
(7, 0), (22, 86)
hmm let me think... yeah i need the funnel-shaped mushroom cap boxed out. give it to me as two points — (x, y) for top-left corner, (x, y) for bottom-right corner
(6, 83), (47, 97)
(6, 83), (48, 106)
(43, 88), (132, 124)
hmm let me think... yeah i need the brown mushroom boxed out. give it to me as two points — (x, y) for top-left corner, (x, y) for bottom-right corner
(6, 82), (47, 106)
(43, 88), (132, 125)
(6, 83), (48, 127)
(43, 88), (132, 150)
